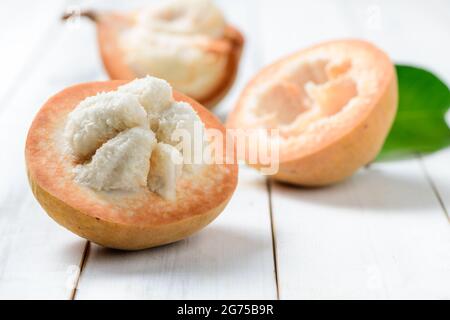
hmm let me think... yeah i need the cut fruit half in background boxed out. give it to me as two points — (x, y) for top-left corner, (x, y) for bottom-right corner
(62, 0), (244, 109)
(227, 39), (398, 186)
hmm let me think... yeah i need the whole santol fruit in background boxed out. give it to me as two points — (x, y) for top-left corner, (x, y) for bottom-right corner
(25, 77), (238, 250)
(63, 0), (244, 108)
(227, 39), (398, 186)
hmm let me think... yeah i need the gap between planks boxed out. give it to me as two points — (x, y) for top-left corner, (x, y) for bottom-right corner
(417, 154), (450, 223)
(70, 241), (91, 300)
(266, 177), (280, 300)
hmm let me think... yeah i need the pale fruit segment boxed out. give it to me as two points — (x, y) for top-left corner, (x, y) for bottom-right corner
(64, 76), (207, 199)
(148, 143), (183, 200)
(118, 76), (172, 131)
(121, 33), (228, 100)
(65, 91), (148, 159)
(157, 101), (206, 166)
(74, 127), (156, 191)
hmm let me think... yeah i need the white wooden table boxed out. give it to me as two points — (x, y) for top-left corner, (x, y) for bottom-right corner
(1, 0), (449, 300)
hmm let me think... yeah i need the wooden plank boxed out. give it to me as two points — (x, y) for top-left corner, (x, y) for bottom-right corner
(0, 0), (107, 298)
(259, 0), (450, 299)
(75, 167), (277, 300)
(270, 160), (450, 299)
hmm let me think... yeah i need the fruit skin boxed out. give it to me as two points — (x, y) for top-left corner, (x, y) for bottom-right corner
(228, 39), (398, 186)
(28, 173), (231, 250)
(93, 12), (244, 109)
(26, 81), (238, 250)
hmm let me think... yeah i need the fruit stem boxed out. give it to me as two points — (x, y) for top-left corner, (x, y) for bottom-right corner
(61, 9), (98, 23)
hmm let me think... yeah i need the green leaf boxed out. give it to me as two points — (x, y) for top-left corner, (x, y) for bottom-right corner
(377, 65), (450, 161)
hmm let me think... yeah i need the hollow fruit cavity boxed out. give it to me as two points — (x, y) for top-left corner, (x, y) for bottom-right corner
(228, 40), (398, 186)
(64, 76), (205, 199)
(252, 58), (358, 137)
